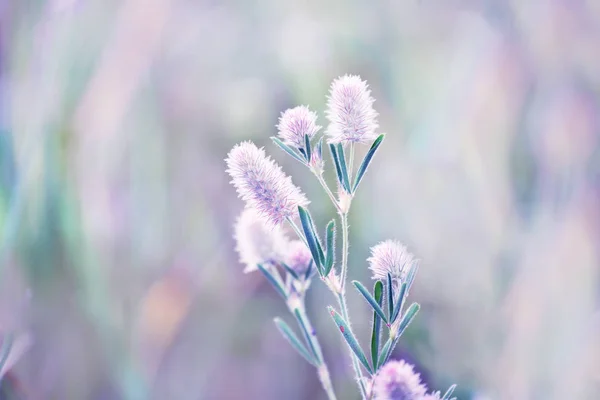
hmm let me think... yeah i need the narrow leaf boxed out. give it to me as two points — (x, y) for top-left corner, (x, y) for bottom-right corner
(442, 384), (457, 400)
(304, 259), (314, 280)
(329, 144), (346, 191)
(391, 282), (407, 323)
(377, 338), (393, 369)
(0, 333), (13, 375)
(274, 318), (317, 366)
(406, 263), (419, 293)
(298, 206), (323, 275)
(353, 134), (385, 193)
(371, 280), (384, 369)
(324, 220), (336, 276)
(271, 137), (306, 164)
(304, 134), (312, 163)
(397, 303), (420, 338)
(353, 281), (388, 324)
(315, 137), (323, 163)
(304, 208), (325, 265)
(387, 273), (394, 321)
(257, 263), (288, 299)
(328, 306), (373, 374)
(280, 262), (299, 281)
(293, 309), (321, 363)
(336, 143), (352, 193)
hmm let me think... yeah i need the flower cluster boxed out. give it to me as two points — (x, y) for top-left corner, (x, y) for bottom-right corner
(277, 105), (321, 149)
(368, 240), (418, 282)
(371, 360), (449, 400)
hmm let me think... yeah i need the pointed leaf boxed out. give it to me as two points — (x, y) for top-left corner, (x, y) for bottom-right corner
(304, 134), (312, 163)
(315, 137), (323, 163)
(353, 281), (388, 324)
(387, 273), (394, 321)
(293, 309), (321, 363)
(280, 262), (299, 281)
(257, 263), (288, 299)
(353, 134), (385, 193)
(371, 280), (384, 369)
(271, 137), (306, 164)
(298, 206), (323, 275)
(442, 384), (457, 400)
(406, 263), (419, 293)
(328, 306), (373, 374)
(274, 318), (316, 366)
(397, 302), (420, 338)
(324, 220), (336, 276)
(391, 282), (407, 323)
(377, 337), (393, 369)
(304, 259), (314, 280)
(329, 144), (346, 192)
(336, 143), (352, 193)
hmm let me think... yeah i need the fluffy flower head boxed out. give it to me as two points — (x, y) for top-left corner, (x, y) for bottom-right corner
(372, 360), (428, 400)
(367, 240), (417, 282)
(284, 240), (313, 276)
(326, 74), (379, 144)
(277, 105), (321, 149)
(226, 141), (309, 226)
(234, 208), (289, 273)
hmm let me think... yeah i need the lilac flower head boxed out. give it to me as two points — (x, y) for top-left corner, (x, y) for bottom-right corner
(277, 105), (321, 149)
(234, 208), (289, 273)
(367, 240), (417, 282)
(372, 360), (428, 400)
(284, 240), (313, 277)
(326, 75), (379, 144)
(422, 392), (442, 400)
(226, 141), (309, 226)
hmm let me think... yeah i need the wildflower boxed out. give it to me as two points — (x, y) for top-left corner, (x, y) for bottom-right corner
(284, 240), (314, 277)
(326, 75), (379, 144)
(277, 105), (321, 149)
(367, 240), (417, 282)
(422, 392), (442, 400)
(372, 360), (428, 400)
(234, 208), (289, 273)
(226, 141), (309, 226)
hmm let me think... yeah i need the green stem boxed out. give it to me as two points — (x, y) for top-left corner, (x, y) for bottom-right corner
(314, 171), (341, 213)
(286, 217), (309, 248)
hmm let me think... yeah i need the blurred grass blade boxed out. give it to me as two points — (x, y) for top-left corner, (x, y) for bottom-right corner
(391, 282), (407, 323)
(371, 280), (384, 369)
(257, 263), (288, 299)
(406, 263), (419, 293)
(298, 206), (324, 275)
(0, 333), (13, 377)
(353, 134), (384, 193)
(387, 273), (394, 321)
(304, 134), (311, 163)
(336, 143), (352, 193)
(304, 260), (314, 280)
(324, 220), (336, 276)
(328, 306), (372, 374)
(442, 384), (457, 400)
(271, 137), (306, 164)
(274, 318), (316, 366)
(329, 144), (346, 192)
(280, 262), (299, 280)
(353, 281), (387, 324)
(293, 309), (320, 363)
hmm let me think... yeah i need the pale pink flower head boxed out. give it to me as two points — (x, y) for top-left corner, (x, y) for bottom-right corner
(422, 392), (442, 400)
(234, 208), (289, 273)
(372, 360), (428, 400)
(326, 74), (379, 144)
(226, 141), (309, 226)
(367, 240), (417, 282)
(277, 105), (321, 149)
(283, 240), (313, 276)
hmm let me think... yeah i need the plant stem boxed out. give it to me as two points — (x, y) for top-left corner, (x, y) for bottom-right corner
(294, 301), (338, 400)
(314, 171), (341, 213)
(338, 292), (368, 399)
(340, 212), (350, 291)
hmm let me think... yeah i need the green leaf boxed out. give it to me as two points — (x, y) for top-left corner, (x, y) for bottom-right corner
(336, 143), (352, 193)
(442, 384), (457, 400)
(324, 220), (336, 276)
(391, 282), (407, 323)
(353, 134), (385, 193)
(304, 259), (314, 280)
(271, 136), (306, 164)
(377, 338), (393, 369)
(406, 263), (419, 293)
(257, 263), (288, 299)
(371, 281), (384, 370)
(353, 281), (388, 324)
(387, 273), (394, 321)
(293, 309), (321, 363)
(329, 144), (346, 192)
(0, 333), (13, 375)
(280, 262), (299, 281)
(397, 302), (420, 338)
(304, 134), (312, 163)
(315, 137), (323, 162)
(274, 318), (317, 366)
(328, 306), (373, 374)
(297, 206), (323, 275)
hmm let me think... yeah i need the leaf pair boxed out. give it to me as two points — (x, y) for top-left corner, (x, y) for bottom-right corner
(272, 135), (323, 166)
(298, 206), (336, 277)
(328, 306), (373, 374)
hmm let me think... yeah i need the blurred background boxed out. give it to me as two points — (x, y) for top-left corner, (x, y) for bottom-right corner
(1, 0), (600, 399)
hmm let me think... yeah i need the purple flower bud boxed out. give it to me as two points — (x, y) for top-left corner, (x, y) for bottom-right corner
(234, 208), (289, 273)
(367, 240), (418, 282)
(372, 360), (428, 400)
(326, 75), (379, 144)
(277, 106), (321, 149)
(284, 240), (313, 276)
(226, 141), (309, 226)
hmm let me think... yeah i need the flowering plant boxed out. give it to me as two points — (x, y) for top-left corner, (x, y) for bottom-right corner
(226, 75), (457, 400)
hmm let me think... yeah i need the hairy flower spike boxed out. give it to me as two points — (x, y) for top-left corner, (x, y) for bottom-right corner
(284, 240), (314, 277)
(326, 75), (379, 144)
(226, 141), (309, 226)
(277, 105), (321, 149)
(372, 360), (428, 400)
(367, 240), (418, 282)
(234, 208), (289, 273)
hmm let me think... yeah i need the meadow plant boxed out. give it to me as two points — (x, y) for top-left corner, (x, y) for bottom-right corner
(226, 75), (457, 400)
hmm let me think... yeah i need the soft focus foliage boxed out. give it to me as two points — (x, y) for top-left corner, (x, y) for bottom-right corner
(1, 1), (600, 399)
